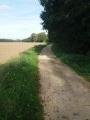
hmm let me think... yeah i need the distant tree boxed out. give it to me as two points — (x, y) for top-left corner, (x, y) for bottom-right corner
(0, 39), (14, 42)
(22, 37), (31, 42)
(22, 32), (48, 42)
(37, 32), (47, 42)
(30, 33), (38, 42)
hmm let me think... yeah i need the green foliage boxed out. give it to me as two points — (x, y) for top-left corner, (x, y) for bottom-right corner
(23, 32), (48, 42)
(30, 33), (38, 42)
(39, 0), (90, 54)
(52, 44), (90, 82)
(0, 45), (46, 120)
(0, 39), (14, 42)
(37, 32), (47, 42)
(0, 39), (22, 42)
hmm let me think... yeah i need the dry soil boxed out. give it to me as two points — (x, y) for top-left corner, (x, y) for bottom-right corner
(0, 42), (42, 64)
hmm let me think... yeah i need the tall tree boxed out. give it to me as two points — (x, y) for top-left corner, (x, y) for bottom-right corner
(39, 0), (90, 54)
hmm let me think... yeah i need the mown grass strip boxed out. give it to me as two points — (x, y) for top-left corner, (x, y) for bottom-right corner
(52, 44), (90, 82)
(0, 44), (46, 120)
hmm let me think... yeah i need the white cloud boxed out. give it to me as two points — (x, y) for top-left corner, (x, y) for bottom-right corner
(0, 5), (11, 10)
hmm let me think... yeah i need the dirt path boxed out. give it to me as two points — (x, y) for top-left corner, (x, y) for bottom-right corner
(39, 44), (90, 120)
(0, 42), (42, 64)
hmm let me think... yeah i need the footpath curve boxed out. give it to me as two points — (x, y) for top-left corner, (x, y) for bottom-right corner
(39, 44), (90, 120)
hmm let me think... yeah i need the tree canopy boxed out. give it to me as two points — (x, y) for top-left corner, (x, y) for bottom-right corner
(39, 0), (90, 54)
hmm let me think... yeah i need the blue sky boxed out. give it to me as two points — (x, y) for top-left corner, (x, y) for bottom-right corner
(0, 0), (44, 39)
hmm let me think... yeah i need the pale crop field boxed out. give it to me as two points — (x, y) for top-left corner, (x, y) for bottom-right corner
(0, 42), (43, 64)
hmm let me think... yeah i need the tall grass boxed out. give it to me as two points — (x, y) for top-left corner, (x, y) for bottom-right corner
(52, 44), (90, 82)
(0, 45), (46, 120)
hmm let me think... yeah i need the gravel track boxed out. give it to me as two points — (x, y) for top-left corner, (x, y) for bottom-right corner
(39, 44), (90, 120)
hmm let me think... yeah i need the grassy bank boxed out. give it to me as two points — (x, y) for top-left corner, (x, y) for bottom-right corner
(52, 44), (90, 82)
(0, 45), (46, 120)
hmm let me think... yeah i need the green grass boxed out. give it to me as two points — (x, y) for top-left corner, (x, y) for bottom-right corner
(52, 44), (90, 82)
(0, 44), (46, 120)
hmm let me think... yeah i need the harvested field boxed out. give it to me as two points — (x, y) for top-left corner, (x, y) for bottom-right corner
(0, 42), (43, 64)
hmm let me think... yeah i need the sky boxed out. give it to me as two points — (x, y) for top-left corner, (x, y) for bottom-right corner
(0, 0), (44, 39)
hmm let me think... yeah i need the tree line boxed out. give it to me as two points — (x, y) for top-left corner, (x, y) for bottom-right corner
(0, 32), (48, 42)
(22, 32), (48, 42)
(0, 39), (14, 42)
(0, 39), (21, 42)
(39, 0), (90, 54)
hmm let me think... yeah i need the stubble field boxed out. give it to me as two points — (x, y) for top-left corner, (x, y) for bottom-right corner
(0, 42), (42, 64)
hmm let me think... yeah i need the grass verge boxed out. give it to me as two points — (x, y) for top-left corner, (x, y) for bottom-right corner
(52, 44), (90, 82)
(0, 44), (46, 120)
